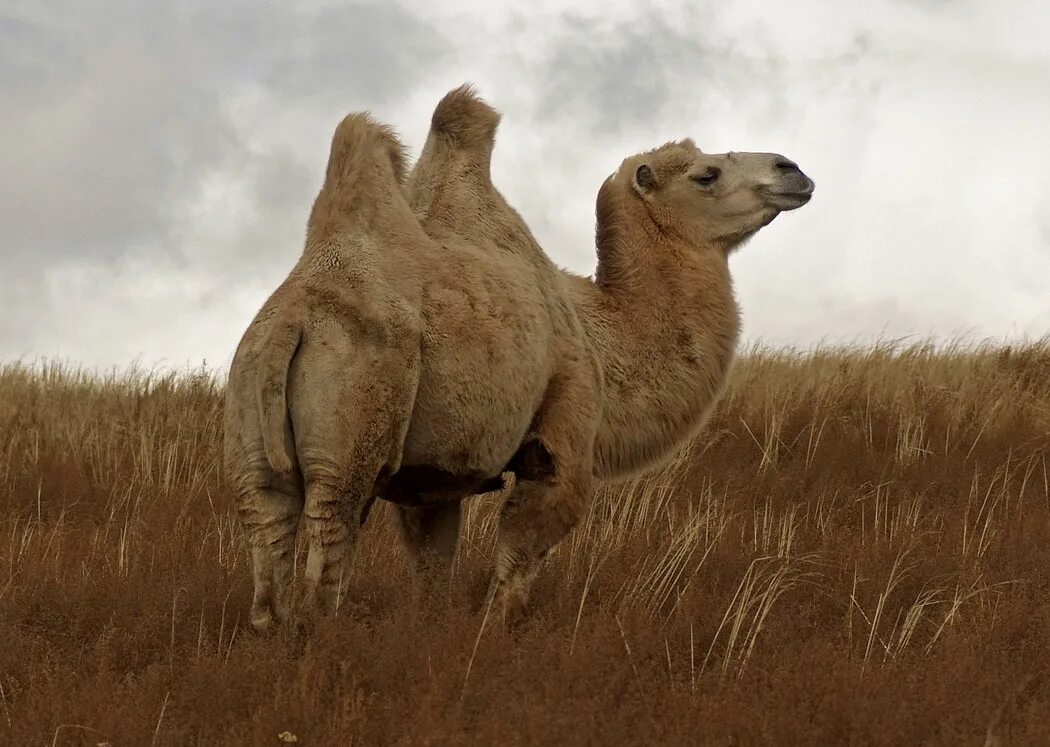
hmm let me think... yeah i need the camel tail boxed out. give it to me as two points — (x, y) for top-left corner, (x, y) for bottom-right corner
(430, 83), (501, 152)
(257, 315), (303, 476)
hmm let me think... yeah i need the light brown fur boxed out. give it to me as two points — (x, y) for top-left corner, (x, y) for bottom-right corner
(224, 86), (814, 630)
(225, 103), (599, 631)
(398, 85), (815, 620)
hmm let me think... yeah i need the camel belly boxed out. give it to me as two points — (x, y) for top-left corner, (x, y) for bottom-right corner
(400, 336), (551, 476)
(399, 247), (558, 475)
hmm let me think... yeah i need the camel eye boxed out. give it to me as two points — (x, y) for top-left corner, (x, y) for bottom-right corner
(692, 169), (720, 187)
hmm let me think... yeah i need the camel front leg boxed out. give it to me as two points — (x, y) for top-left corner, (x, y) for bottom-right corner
(493, 468), (592, 625)
(491, 379), (599, 625)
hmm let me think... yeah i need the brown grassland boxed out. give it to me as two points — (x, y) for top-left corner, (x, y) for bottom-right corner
(1, 340), (1049, 745)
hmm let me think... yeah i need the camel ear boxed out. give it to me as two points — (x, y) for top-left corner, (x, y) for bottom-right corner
(633, 164), (657, 195)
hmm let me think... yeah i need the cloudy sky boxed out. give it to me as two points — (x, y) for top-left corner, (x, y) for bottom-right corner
(2, 0), (1048, 370)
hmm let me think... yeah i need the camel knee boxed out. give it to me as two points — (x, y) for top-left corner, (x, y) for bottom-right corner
(499, 479), (587, 554)
(303, 483), (352, 536)
(239, 487), (301, 544)
(490, 477), (590, 622)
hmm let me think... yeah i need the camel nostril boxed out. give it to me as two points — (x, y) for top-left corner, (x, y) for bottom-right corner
(775, 158), (800, 173)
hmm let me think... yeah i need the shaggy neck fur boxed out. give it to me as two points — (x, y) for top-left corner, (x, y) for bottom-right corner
(580, 178), (741, 479)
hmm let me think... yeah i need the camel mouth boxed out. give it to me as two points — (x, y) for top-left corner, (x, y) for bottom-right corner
(760, 175), (815, 211)
(767, 191), (812, 210)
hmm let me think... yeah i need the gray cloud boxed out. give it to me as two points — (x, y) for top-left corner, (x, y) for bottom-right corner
(538, 12), (711, 133)
(264, 3), (449, 102)
(0, 1), (454, 365)
(1, 0), (1048, 368)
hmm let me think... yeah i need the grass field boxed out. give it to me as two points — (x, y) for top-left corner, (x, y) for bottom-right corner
(1, 341), (1048, 745)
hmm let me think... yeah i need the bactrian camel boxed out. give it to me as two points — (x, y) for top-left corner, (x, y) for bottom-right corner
(224, 85), (815, 631)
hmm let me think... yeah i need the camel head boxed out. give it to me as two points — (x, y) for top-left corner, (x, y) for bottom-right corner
(618, 139), (814, 251)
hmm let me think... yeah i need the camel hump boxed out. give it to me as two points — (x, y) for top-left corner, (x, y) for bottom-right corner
(430, 83), (501, 153)
(309, 112), (412, 239)
(325, 112), (409, 187)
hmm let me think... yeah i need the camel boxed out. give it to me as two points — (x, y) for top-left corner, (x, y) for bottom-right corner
(395, 85), (815, 613)
(224, 106), (596, 632)
(223, 86), (814, 631)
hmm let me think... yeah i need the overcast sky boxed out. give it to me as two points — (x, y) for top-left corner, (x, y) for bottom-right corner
(2, 0), (1048, 370)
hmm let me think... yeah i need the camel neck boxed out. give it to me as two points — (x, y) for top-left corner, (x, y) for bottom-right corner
(580, 217), (741, 480)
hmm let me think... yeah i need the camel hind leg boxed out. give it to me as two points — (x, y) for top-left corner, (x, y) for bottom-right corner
(300, 479), (372, 617)
(394, 501), (463, 604)
(301, 450), (413, 619)
(296, 338), (422, 620)
(238, 484), (302, 632)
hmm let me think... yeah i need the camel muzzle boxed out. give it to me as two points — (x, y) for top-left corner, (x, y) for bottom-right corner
(761, 166), (815, 210)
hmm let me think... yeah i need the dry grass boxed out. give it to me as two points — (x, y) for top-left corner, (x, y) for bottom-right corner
(1, 340), (1049, 745)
